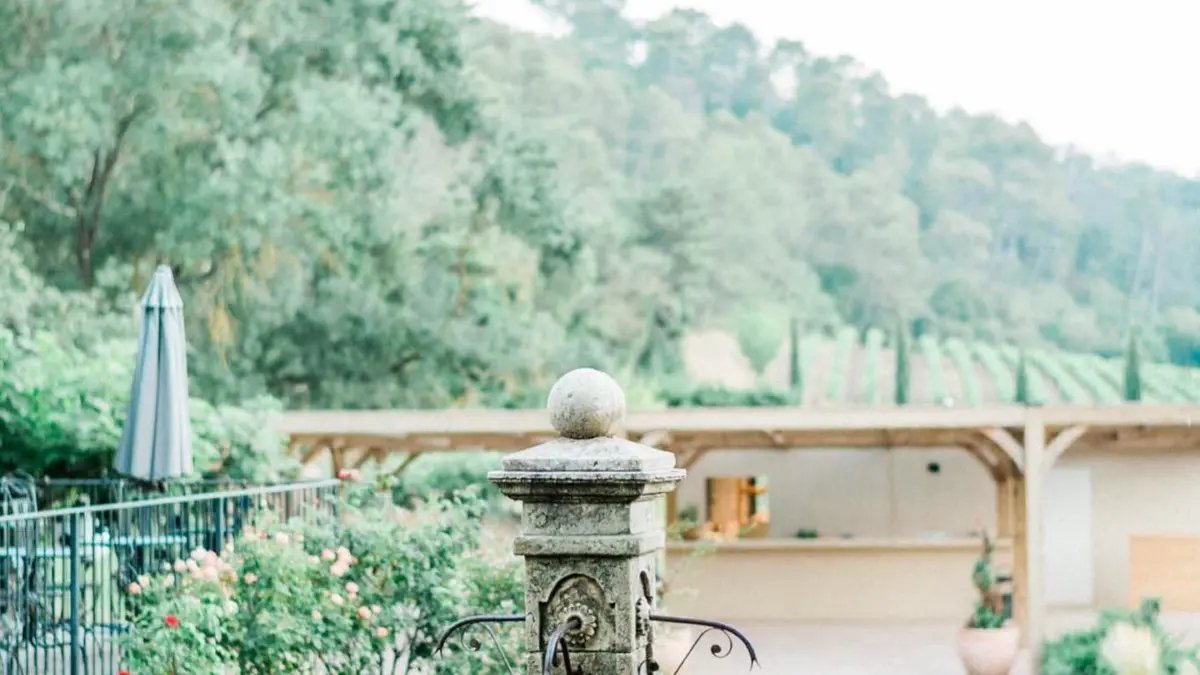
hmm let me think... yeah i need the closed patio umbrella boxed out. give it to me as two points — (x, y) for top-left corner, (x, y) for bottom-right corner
(113, 265), (193, 482)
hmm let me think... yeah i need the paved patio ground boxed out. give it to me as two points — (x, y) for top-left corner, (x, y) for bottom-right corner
(679, 612), (1200, 675)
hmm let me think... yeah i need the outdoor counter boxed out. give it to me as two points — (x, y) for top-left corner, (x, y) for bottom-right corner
(663, 537), (1013, 622)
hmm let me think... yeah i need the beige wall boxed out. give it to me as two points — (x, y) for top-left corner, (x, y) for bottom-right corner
(664, 540), (999, 622)
(676, 448), (1200, 612)
(675, 448), (996, 540)
(1080, 452), (1200, 606)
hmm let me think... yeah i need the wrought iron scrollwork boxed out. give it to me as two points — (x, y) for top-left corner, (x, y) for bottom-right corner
(639, 614), (760, 674)
(438, 612), (757, 675)
(435, 614), (586, 675)
(435, 614), (524, 675)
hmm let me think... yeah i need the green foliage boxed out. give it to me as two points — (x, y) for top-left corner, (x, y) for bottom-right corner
(1015, 351), (1032, 405)
(824, 327), (857, 403)
(974, 342), (1015, 402)
(919, 334), (946, 402)
(1030, 350), (1092, 404)
(733, 305), (788, 377)
(122, 490), (522, 675)
(1062, 354), (1122, 404)
(0, 326), (297, 480)
(966, 532), (1005, 630)
(3, 0), (1200, 419)
(1125, 333), (1144, 402)
(390, 453), (505, 514)
(1145, 363), (1200, 402)
(944, 338), (982, 405)
(661, 385), (796, 408)
(787, 317), (802, 392)
(894, 320), (911, 405)
(1040, 598), (1200, 675)
(861, 328), (885, 403)
(0, 235), (296, 480)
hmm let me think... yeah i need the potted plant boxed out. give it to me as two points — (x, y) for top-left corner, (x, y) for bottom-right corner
(957, 532), (1020, 675)
(675, 505), (712, 541)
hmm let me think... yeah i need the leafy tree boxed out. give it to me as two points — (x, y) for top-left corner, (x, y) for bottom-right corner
(3, 0), (1200, 423)
(734, 305), (788, 378)
(1014, 351), (1031, 404)
(788, 316), (802, 391)
(894, 319), (911, 405)
(1124, 332), (1144, 402)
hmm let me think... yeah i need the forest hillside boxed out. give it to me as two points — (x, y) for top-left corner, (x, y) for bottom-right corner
(1, 0), (1197, 412)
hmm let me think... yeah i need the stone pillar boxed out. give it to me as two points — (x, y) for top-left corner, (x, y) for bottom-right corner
(490, 368), (685, 675)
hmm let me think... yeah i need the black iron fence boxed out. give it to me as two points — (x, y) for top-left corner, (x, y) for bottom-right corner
(5, 475), (301, 512)
(0, 479), (340, 675)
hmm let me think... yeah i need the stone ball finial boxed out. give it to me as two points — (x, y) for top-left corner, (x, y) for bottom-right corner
(547, 368), (627, 440)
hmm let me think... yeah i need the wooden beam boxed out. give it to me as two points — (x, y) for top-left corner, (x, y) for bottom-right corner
(639, 430), (671, 449)
(330, 447), (347, 475)
(982, 428), (1026, 475)
(298, 441), (327, 466)
(389, 452), (424, 477)
(352, 447), (384, 469)
(1044, 425), (1088, 472)
(962, 441), (1004, 480)
(677, 447), (712, 472)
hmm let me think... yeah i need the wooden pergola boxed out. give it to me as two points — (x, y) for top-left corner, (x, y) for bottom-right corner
(272, 402), (1200, 647)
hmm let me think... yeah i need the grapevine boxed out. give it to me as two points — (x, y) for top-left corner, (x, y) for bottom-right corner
(973, 342), (1013, 403)
(919, 334), (946, 403)
(861, 328), (884, 404)
(823, 327), (857, 404)
(998, 345), (1052, 403)
(1059, 353), (1120, 403)
(1028, 350), (1091, 403)
(944, 338), (982, 405)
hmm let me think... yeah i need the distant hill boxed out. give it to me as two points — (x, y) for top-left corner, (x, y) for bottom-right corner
(683, 329), (1200, 405)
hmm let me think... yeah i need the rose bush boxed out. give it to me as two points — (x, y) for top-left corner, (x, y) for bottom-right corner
(121, 488), (523, 674)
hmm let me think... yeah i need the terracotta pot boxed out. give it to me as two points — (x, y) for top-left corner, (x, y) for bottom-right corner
(956, 626), (1020, 675)
(682, 522), (712, 541)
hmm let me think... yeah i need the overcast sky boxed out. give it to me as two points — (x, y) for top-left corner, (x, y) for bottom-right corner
(474, 0), (1200, 177)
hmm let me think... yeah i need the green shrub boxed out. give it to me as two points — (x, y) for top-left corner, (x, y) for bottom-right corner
(733, 304), (788, 377)
(1041, 598), (1200, 675)
(389, 453), (505, 513)
(661, 385), (796, 408)
(0, 326), (297, 480)
(121, 489), (523, 675)
(966, 533), (1005, 630)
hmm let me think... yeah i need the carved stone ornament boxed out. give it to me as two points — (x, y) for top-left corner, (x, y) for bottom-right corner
(544, 574), (609, 650)
(557, 602), (599, 648)
(635, 597), (651, 638)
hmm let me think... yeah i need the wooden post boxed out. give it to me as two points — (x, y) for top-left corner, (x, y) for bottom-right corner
(665, 490), (678, 528)
(1011, 474), (1028, 636)
(1021, 418), (1047, 657)
(995, 472), (1014, 538)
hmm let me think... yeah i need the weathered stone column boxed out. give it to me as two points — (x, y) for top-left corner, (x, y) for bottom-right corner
(490, 368), (684, 675)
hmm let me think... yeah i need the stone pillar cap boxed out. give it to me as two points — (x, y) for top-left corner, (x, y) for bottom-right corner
(494, 368), (679, 475)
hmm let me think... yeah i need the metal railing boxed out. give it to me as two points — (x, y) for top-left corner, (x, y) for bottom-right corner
(14, 476), (301, 512)
(0, 480), (340, 675)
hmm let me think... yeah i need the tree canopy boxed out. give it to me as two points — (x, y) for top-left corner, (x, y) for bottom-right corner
(2, 0), (1198, 414)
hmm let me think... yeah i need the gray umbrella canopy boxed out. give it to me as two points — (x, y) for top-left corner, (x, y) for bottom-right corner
(113, 266), (193, 481)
